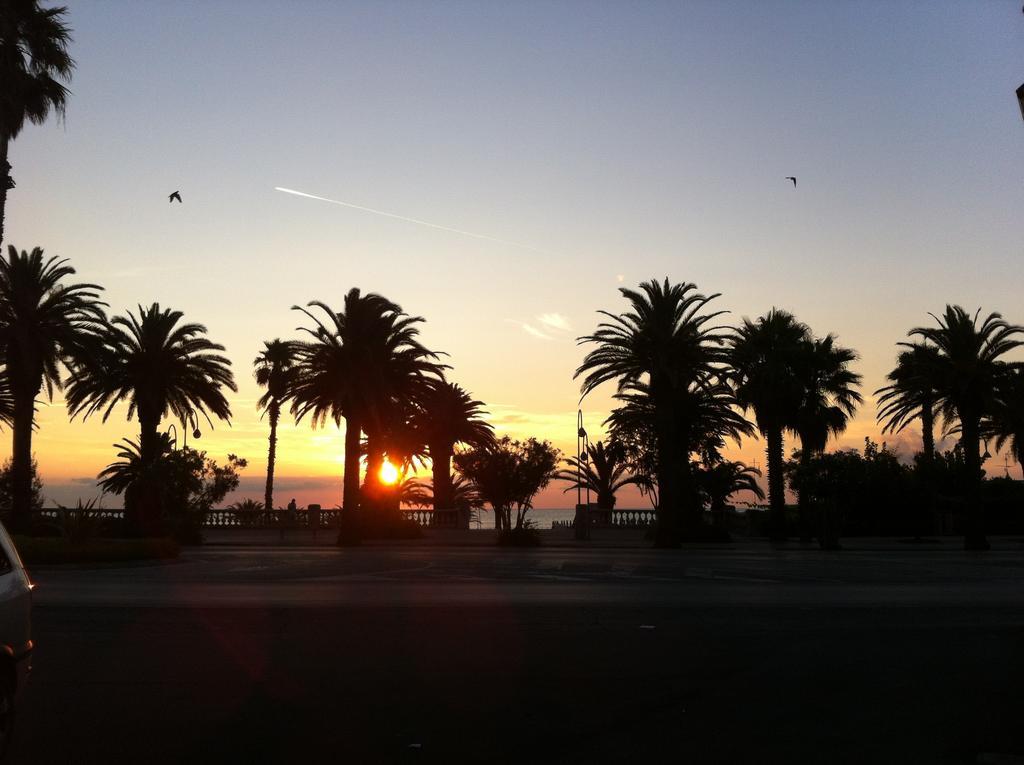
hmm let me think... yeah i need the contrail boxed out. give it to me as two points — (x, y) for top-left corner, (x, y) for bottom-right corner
(275, 186), (555, 256)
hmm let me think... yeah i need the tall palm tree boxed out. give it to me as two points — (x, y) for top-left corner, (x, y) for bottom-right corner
(729, 309), (810, 541)
(555, 439), (635, 510)
(876, 343), (941, 461)
(910, 306), (1024, 550)
(64, 303), (235, 532)
(792, 334), (862, 542)
(0, 246), (104, 531)
(290, 289), (445, 515)
(413, 380), (494, 511)
(254, 339), (298, 511)
(576, 279), (729, 545)
(1, 1), (74, 246)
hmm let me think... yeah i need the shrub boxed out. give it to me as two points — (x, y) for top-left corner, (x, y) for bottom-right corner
(497, 525), (541, 547)
(13, 536), (179, 565)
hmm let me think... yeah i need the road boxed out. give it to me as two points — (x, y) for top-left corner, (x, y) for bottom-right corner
(9, 544), (1024, 763)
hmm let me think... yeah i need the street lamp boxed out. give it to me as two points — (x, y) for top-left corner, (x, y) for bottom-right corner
(181, 408), (201, 449)
(575, 409), (591, 541)
(164, 423), (178, 451)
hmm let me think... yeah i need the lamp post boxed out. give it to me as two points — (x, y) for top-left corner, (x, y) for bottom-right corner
(165, 424), (178, 451)
(575, 409), (591, 541)
(181, 408), (202, 449)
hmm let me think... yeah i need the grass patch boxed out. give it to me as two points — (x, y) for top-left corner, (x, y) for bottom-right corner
(13, 536), (180, 565)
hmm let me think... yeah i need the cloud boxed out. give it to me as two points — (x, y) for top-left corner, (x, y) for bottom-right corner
(507, 313), (573, 341)
(505, 319), (552, 340)
(536, 313), (572, 333)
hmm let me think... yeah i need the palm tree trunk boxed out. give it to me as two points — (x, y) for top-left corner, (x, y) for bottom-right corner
(134, 410), (162, 537)
(362, 431), (383, 511)
(921, 401), (935, 461)
(138, 410), (162, 463)
(431, 441), (453, 511)
(342, 414), (361, 511)
(8, 391), (36, 534)
(653, 420), (680, 547)
(919, 400), (936, 539)
(765, 427), (787, 541)
(961, 415), (989, 551)
(0, 135), (10, 248)
(264, 401), (279, 512)
(797, 446), (813, 544)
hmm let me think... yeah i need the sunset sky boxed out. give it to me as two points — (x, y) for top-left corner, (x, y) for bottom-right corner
(3, 0), (1023, 508)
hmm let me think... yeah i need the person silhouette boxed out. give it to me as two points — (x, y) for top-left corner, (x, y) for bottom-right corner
(287, 498), (297, 512)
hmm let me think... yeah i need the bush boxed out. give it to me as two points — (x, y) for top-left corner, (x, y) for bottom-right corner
(497, 526), (541, 547)
(13, 536), (179, 565)
(337, 511), (424, 545)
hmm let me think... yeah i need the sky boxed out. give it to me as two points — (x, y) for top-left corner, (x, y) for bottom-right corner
(3, 0), (1023, 509)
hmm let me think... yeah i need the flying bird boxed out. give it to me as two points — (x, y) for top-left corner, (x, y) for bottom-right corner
(785, 177), (797, 187)
(168, 191), (182, 203)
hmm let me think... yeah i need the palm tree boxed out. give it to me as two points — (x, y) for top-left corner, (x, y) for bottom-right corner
(576, 279), (729, 545)
(698, 460), (764, 531)
(729, 309), (810, 541)
(65, 303), (235, 533)
(605, 377), (753, 524)
(984, 367), (1024, 477)
(413, 380), (494, 511)
(555, 439), (635, 510)
(0, 246), (104, 531)
(792, 334), (862, 542)
(96, 434), (173, 496)
(290, 289), (445, 516)
(876, 343), (941, 461)
(1, 1), (74, 246)
(910, 306), (1024, 550)
(254, 339), (298, 511)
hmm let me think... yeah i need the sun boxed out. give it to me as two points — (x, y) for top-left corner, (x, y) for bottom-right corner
(379, 458), (399, 486)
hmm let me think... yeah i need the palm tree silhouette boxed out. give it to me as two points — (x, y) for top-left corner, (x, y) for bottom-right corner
(290, 289), (445, 517)
(555, 439), (634, 510)
(876, 343), (942, 461)
(576, 279), (729, 545)
(96, 433), (174, 496)
(606, 377), (752, 527)
(0, 1), (74, 247)
(984, 367), (1024, 479)
(792, 334), (862, 542)
(698, 460), (764, 531)
(729, 309), (810, 541)
(413, 380), (494, 511)
(254, 339), (298, 511)
(910, 306), (1024, 550)
(0, 368), (13, 429)
(65, 303), (235, 533)
(0, 246), (104, 531)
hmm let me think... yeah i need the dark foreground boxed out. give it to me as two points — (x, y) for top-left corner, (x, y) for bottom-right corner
(10, 543), (1024, 764)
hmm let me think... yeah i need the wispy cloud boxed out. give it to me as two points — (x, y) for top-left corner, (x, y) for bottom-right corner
(505, 319), (552, 340)
(536, 313), (572, 333)
(507, 312), (573, 341)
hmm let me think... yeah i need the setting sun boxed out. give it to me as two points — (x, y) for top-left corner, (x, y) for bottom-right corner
(379, 458), (399, 486)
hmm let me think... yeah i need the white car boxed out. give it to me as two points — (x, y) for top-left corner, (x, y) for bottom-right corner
(0, 523), (32, 758)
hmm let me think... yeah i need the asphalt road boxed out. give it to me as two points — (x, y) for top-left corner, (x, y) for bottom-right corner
(9, 545), (1024, 764)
